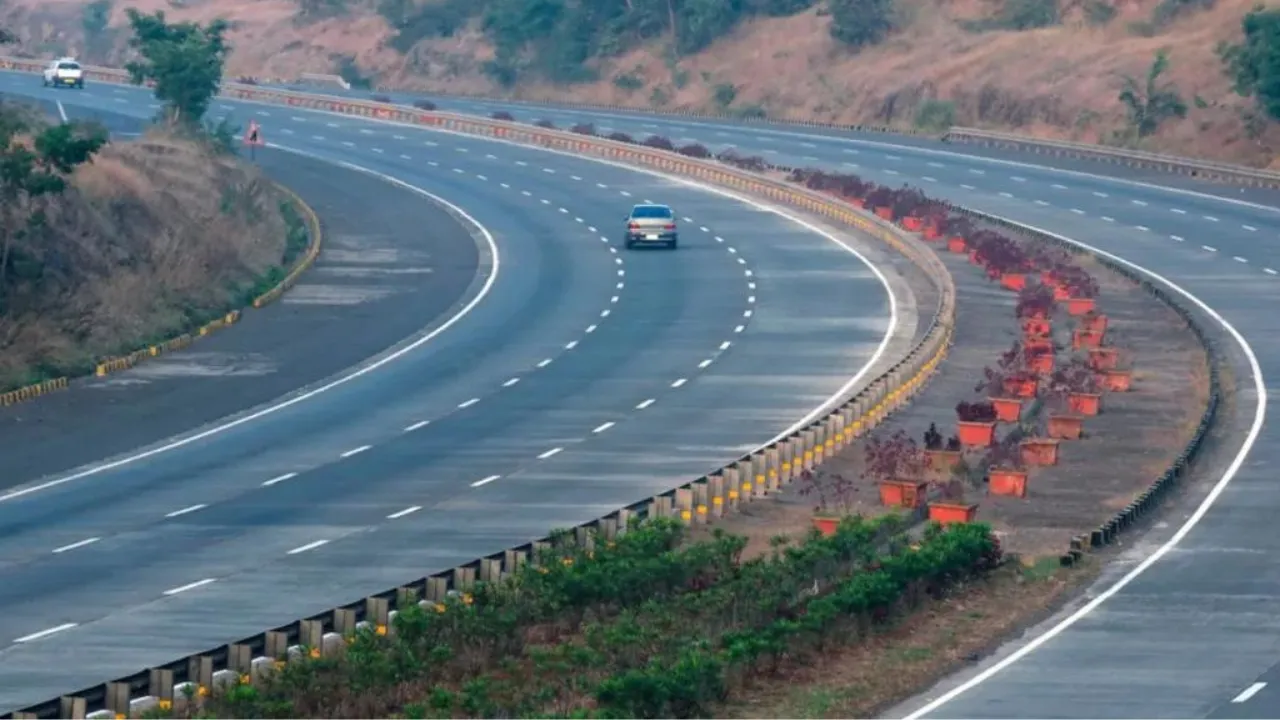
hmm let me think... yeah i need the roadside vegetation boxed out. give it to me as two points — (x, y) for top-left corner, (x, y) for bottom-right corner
(0, 12), (304, 391)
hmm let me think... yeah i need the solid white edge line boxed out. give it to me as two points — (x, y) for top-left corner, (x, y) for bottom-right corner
(904, 214), (1265, 719)
(339, 445), (371, 458)
(471, 474), (500, 487)
(14, 622), (77, 643)
(56, 100), (67, 123)
(537, 447), (563, 459)
(263, 472), (297, 486)
(162, 578), (217, 596)
(387, 505), (421, 519)
(164, 504), (206, 518)
(592, 421), (615, 433)
(1233, 682), (1267, 703)
(52, 537), (99, 554)
(0, 150), (502, 505)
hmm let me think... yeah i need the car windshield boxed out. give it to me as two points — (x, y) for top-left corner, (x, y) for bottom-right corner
(57, 62), (80, 70)
(631, 206), (673, 219)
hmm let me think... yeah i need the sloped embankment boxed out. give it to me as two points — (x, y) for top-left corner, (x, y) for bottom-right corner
(0, 127), (302, 390)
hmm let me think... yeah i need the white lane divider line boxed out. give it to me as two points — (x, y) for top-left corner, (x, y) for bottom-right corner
(1101, 216), (1115, 223)
(163, 578), (216, 596)
(1171, 208), (1186, 214)
(1092, 191), (1108, 197)
(922, 176), (937, 182)
(52, 537), (100, 554)
(1132, 199), (1147, 206)
(1051, 183), (1067, 189)
(14, 623), (77, 643)
(960, 184), (976, 190)
(1266, 268), (1277, 275)
(502, 377), (520, 387)
(593, 422), (615, 433)
(585, 324), (598, 333)
(1033, 200), (1049, 206)
(927, 161), (943, 167)
(537, 358), (553, 368)
(387, 506), (421, 519)
(472, 474), (501, 487)
(636, 398), (656, 410)
(1205, 215), (1220, 222)
(969, 169), (985, 175)
(1203, 245), (1218, 252)
(165, 504), (206, 518)
(287, 540), (328, 555)
(734, 324), (746, 333)
(404, 420), (430, 432)
(1071, 208), (1085, 214)
(1235, 256), (1249, 263)
(719, 341), (732, 351)
(998, 191), (1013, 198)
(698, 359), (713, 368)
(537, 447), (564, 460)
(1243, 225), (1258, 232)
(1135, 225), (1149, 231)
(565, 340), (579, 350)
(263, 472), (298, 487)
(671, 378), (688, 388)
(340, 445), (372, 458)
(1233, 682), (1267, 703)
(458, 398), (480, 409)
(1171, 235), (1184, 242)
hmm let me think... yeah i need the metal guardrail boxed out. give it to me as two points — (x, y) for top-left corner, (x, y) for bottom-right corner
(0, 63), (959, 719)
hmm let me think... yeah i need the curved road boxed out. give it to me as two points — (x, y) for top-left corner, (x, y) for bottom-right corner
(0, 78), (909, 712)
(324, 86), (1280, 717)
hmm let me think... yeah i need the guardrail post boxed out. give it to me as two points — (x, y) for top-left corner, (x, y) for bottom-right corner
(188, 655), (214, 690)
(265, 630), (289, 659)
(366, 596), (390, 629)
(227, 643), (252, 673)
(779, 439), (796, 483)
(616, 508), (632, 534)
(595, 515), (618, 540)
(708, 474), (725, 518)
(674, 487), (693, 524)
(765, 447), (780, 491)
(298, 620), (323, 653)
(104, 682), (130, 716)
(751, 453), (768, 498)
(574, 525), (593, 549)
(823, 417), (838, 459)
(801, 430), (816, 470)
(334, 608), (357, 636)
(60, 696), (86, 719)
(722, 467), (740, 509)
(452, 566), (476, 590)
(149, 668), (174, 701)
(692, 481), (709, 524)
(503, 549), (527, 574)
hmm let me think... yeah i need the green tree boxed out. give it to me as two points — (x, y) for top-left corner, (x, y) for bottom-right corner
(81, 0), (114, 62)
(829, 0), (895, 50)
(1220, 7), (1280, 122)
(123, 9), (230, 126)
(0, 110), (107, 290)
(1118, 48), (1188, 139)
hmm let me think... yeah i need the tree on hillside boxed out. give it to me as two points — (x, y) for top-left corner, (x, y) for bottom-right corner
(0, 28), (15, 44)
(1118, 49), (1188, 139)
(1219, 7), (1280, 123)
(123, 9), (229, 126)
(0, 108), (107, 292)
(81, 0), (115, 62)
(829, 0), (895, 50)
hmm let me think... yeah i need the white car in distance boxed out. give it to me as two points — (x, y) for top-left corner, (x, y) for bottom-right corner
(42, 58), (84, 89)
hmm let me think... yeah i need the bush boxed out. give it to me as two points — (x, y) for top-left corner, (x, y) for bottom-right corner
(607, 131), (635, 143)
(642, 135), (676, 151)
(1084, 0), (1117, 25)
(490, 110), (515, 121)
(712, 82), (737, 108)
(914, 99), (956, 132)
(412, 98), (437, 111)
(677, 143), (712, 158)
(1220, 7), (1280, 122)
(570, 122), (596, 135)
(613, 72), (644, 92)
(533, 118), (556, 129)
(829, 0), (895, 49)
(370, 94), (391, 103)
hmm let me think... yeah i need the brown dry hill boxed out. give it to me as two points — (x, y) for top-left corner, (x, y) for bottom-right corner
(2, 0), (1276, 166)
(0, 106), (295, 391)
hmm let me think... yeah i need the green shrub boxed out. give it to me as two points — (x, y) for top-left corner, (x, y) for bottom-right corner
(712, 82), (738, 108)
(914, 99), (957, 132)
(1220, 7), (1280, 122)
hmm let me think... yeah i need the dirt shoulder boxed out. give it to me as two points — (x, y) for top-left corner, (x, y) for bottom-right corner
(701, 225), (1209, 717)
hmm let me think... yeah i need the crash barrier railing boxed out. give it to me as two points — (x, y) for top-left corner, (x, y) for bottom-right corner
(942, 202), (1223, 567)
(297, 72), (350, 91)
(3, 73), (961, 720)
(0, 176), (320, 406)
(4, 56), (1275, 188)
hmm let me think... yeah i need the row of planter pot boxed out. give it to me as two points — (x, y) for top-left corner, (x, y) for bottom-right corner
(782, 166), (1139, 532)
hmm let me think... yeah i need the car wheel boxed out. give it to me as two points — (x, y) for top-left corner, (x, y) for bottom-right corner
(624, 239), (635, 250)
(668, 238), (679, 249)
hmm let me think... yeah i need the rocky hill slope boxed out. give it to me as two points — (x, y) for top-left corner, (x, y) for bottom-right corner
(2, 0), (1276, 166)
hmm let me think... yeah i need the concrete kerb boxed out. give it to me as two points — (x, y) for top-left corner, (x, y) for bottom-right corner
(4, 79), (960, 720)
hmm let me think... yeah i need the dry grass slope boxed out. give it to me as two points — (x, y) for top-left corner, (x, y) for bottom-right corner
(0, 129), (289, 390)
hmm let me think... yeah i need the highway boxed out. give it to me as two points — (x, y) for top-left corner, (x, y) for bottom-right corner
(0, 77), (913, 712)
(265, 83), (1280, 716)
(0, 70), (1277, 718)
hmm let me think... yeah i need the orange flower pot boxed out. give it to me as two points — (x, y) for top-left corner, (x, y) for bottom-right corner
(875, 206), (894, 220)
(1102, 370), (1132, 392)
(1040, 271), (1057, 285)
(957, 421), (996, 447)
(1089, 348), (1119, 370)
(901, 216), (924, 231)
(1072, 329), (1104, 350)
(1066, 297), (1097, 316)
(879, 479), (928, 509)
(925, 450), (962, 475)
(812, 516), (840, 536)
(1001, 377), (1038, 399)
(1024, 336), (1053, 354)
(1083, 313), (1108, 334)
(1020, 438), (1059, 466)
(999, 273), (1027, 291)
(929, 502), (978, 525)
(922, 225), (941, 240)
(848, 197), (866, 208)
(1022, 317), (1051, 337)
(1048, 414), (1084, 440)
(947, 237), (966, 253)
(989, 468), (1029, 497)
(1068, 392), (1101, 416)
(1053, 284), (1071, 301)
(991, 397), (1022, 423)
(1027, 351), (1054, 374)
(969, 249), (982, 265)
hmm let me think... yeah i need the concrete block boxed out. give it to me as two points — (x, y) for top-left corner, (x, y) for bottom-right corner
(395, 586), (419, 607)
(129, 696), (159, 715)
(801, 430), (816, 470)
(251, 656), (275, 683)
(85, 710), (114, 720)
(452, 566), (476, 590)
(334, 608), (357, 635)
(596, 515), (618, 540)
(321, 631), (344, 656)
(479, 557), (502, 583)
(616, 508), (633, 534)
(211, 669), (237, 692)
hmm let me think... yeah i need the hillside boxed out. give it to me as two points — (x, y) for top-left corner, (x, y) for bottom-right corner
(2, 0), (1278, 165)
(0, 104), (295, 390)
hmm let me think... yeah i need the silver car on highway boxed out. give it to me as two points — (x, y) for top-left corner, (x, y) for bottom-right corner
(623, 203), (679, 249)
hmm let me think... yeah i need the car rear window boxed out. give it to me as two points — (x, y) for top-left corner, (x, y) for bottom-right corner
(57, 62), (80, 70)
(631, 206), (673, 219)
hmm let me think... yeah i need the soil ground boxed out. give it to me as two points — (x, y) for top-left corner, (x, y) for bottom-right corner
(689, 225), (1210, 717)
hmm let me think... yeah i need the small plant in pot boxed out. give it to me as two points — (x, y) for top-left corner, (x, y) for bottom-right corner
(987, 433), (1031, 496)
(864, 429), (928, 510)
(1016, 284), (1055, 338)
(1054, 358), (1103, 415)
(929, 456), (983, 525)
(797, 468), (859, 535)
(891, 186), (929, 228)
(923, 422), (963, 475)
(865, 185), (896, 219)
(977, 367), (1024, 422)
(1043, 364), (1088, 440)
(955, 400), (998, 447)
(1017, 415), (1060, 468)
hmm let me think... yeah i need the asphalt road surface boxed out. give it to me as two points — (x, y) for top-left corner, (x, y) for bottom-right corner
(0, 77), (908, 712)
(272, 77), (1280, 718)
